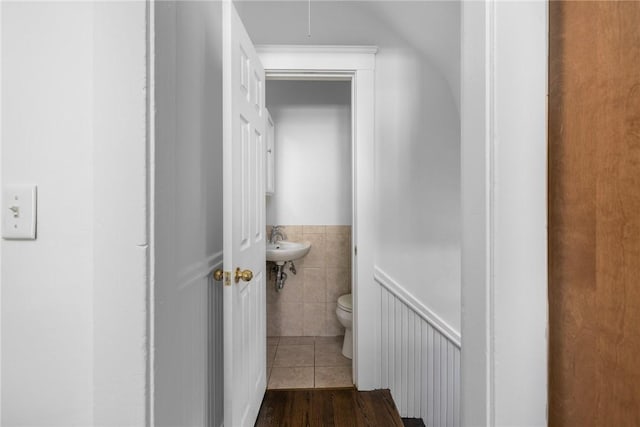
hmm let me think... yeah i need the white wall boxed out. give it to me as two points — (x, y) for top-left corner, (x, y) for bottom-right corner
(461, 1), (547, 426)
(153, 1), (224, 426)
(375, 48), (461, 332)
(92, 3), (149, 425)
(266, 80), (351, 226)
(2, 4), (94, 423)
(2, 2), (150, 425)
(459, 2), (490, 423)
(492, 2), (547, 425)
(236, 1), (461, 332)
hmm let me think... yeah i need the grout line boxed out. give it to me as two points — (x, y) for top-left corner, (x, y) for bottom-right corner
(265, 335), (353, 389)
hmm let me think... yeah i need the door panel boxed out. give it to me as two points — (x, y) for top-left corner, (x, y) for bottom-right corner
(223, 2), (266, 426)
(549, 2), (640, 425)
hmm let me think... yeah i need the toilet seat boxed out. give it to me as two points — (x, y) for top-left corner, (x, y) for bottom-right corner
(337, 294), (352, 312)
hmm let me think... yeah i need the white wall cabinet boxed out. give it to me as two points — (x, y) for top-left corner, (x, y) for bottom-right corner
(266, 109), (275, 195)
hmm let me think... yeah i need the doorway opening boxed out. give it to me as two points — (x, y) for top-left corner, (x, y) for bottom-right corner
(257, 45), (377, 391)
(264, 78), (354, 389)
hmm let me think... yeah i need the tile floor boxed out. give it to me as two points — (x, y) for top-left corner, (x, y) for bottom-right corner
(267, 335), (353, 389)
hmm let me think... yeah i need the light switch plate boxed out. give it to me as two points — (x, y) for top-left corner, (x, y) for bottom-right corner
(2, 185), (37, 240)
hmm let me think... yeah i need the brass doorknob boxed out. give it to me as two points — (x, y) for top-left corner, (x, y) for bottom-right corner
(235, 268), (253, 283)
(213, 269), (224, 281)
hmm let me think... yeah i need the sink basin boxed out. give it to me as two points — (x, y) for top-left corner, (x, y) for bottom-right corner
(266, 240), (311, 264)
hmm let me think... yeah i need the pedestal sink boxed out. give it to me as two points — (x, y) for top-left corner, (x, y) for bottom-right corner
(266, 241), (311, 265)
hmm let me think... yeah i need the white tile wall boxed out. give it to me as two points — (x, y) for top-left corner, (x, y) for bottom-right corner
(267, 225), (351, 336)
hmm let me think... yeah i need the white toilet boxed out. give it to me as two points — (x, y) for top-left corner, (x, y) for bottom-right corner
(336, 293), (353, 359)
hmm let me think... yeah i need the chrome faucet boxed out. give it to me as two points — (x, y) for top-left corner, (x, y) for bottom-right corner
(269, 225), (287, 244)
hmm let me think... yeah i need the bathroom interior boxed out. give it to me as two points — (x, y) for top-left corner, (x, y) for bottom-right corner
(264, 79), (354, 389)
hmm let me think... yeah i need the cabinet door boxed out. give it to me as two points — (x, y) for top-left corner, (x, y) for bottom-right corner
(265, 109), (275, 195)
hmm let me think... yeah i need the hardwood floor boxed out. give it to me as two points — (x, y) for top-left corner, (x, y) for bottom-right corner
(256, 388), (405, 426)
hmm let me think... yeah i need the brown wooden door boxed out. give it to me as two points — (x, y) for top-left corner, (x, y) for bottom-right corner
(549, 1), (640, 425)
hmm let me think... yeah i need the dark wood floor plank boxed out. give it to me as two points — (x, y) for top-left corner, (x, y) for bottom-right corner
(333, 389), (359, 427)
(286, 390), (312, 427)
(355, 390), (404, 427)
(377, 390), (405, 427)
(310, 388), (335, 426)
(353, 390), (375, 425)
(256, 388), (405, 427)
(255, 389), (286, 427)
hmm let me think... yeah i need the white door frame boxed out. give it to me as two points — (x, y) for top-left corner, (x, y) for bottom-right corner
(461, 2), (548, 425)
(257, 45), (378, 389)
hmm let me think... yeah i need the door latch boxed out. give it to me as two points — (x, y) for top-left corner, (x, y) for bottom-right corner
(213, 269), (232, 286)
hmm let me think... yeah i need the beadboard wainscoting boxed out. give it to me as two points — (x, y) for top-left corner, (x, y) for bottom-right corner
(208, 254), (224, 427)
(376, 267), (461, 426)
(154, 248), (224, 426)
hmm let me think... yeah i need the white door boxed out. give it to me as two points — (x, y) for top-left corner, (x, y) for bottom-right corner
(222, 2), (267, 426)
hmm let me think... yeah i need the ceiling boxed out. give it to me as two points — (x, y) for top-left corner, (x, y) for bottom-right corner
(234, 1), (461, 105)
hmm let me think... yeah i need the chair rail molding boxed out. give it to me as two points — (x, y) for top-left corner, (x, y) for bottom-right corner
(374, 266), (461, 347)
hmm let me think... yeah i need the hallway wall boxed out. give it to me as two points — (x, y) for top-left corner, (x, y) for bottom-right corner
(375, 49), (460, 332)
(1, 2), (149, 425)
(153, 2), (224, 426)
(1, 4), (94, 423)
(93, 3), (149, 425)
